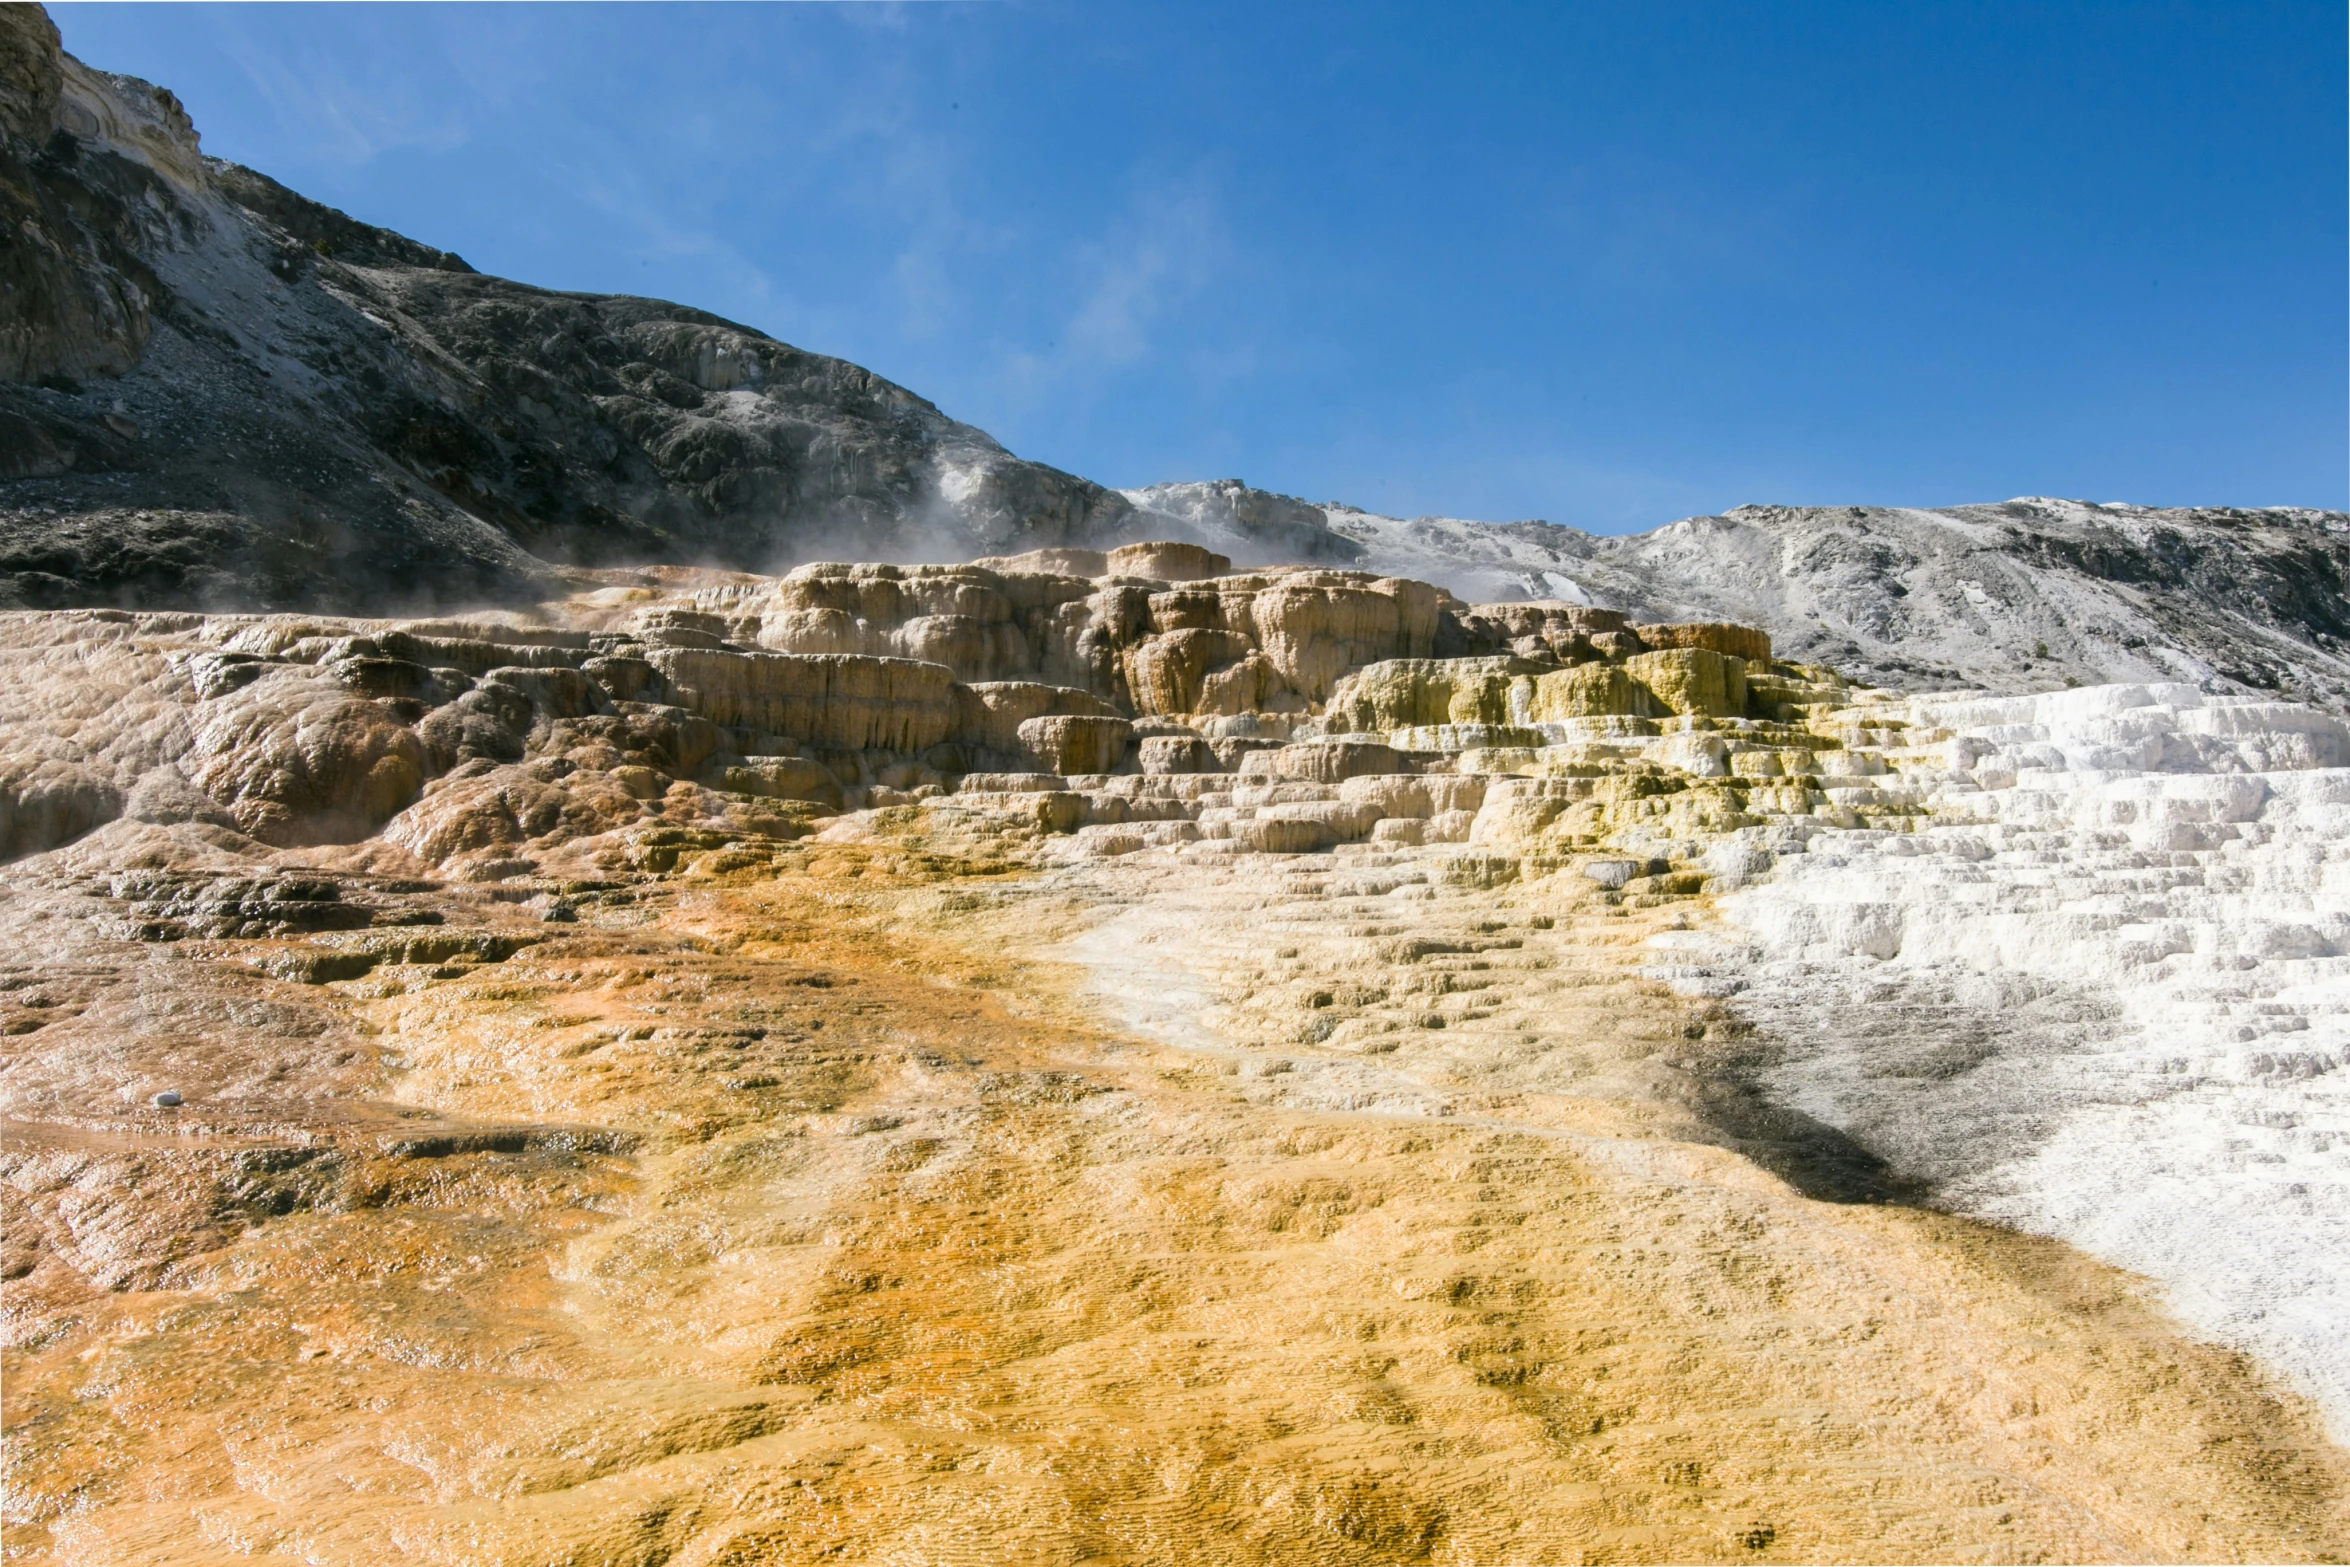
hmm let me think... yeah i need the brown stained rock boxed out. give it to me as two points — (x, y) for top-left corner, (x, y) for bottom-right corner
(889, 613), (1011, 677)
(187, 682), (425, 847)
(383, 765), (646, 868)
(1193, 651), (1296, 716)
(943, 787), (1085, 833)
(1016, 714), (1133, 776)
(1122, 626), (1256, 715)
(954, 680), (1120, 754)
(0, 756), (120, 857)
(647, 648), (959, 752)
(1242, 740), (1404, 785)
(755, 604), (869, 657)
(719, 757), (844, 809)
(1136, 734), (1220, 775)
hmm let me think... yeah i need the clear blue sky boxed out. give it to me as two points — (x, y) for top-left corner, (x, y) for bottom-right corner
(52, 1), (2348, 531)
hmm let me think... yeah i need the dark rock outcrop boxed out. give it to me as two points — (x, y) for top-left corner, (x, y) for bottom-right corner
(0, 3), (1132, 613)
(7, 2), (2346, 714)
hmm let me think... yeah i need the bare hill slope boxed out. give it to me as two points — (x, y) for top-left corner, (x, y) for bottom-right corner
(5, 3), (2346, 711)
(1127, 481), (2350, 712)
(0, 5), (1130, 612)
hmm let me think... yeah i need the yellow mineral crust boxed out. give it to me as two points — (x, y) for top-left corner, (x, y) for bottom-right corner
(2, 572), (2347, 1564)
(5, 836), (2346, 1564)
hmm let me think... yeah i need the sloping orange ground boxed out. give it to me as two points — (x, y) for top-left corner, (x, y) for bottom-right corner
(6, 839), (2346, 1564)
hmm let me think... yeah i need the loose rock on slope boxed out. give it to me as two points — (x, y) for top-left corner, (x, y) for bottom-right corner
(0, 5), (1132, 612)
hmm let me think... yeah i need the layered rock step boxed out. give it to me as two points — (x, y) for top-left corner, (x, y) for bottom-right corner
(0, 550), (1860, 884)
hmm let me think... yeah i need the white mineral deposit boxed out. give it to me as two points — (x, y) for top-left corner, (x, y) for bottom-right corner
(5, 6), (2348, 1560)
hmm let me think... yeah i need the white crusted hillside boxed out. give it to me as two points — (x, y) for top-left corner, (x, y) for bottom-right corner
(1675, 683), (2350, 1434)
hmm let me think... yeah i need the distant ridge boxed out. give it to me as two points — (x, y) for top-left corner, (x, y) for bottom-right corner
(1121, 481), (2350, 713)
(4, 2), (2347, 709)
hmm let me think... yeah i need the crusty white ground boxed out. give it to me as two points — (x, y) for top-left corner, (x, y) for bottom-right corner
(1692, 684), (2350, 1435)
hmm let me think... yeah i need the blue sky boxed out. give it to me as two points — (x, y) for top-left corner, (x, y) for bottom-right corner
(52, 1), (2347, 532)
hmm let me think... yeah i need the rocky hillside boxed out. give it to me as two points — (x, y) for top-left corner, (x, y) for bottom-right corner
(0, 5), (1130, 613)
(1125, 481), (2350, 713)
(7, 545), (2349, 1558)
(10, 8), (2350, 1559)
(6, 0), (2347, 701)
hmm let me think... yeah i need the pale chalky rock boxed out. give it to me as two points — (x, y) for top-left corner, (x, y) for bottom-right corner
(1226, 816), (1334, 854)
(1640, 681), (2350, 1436)
(1323, 656), (1537, 732)
(1192, 652), (1296, 717)
(972, 542), (1232, 582)
(956, 681), (1122, 754)
(1017, 714), (1133, 776)
(1632, 622), (1773, 663)
(1622, 648), (1747, 719)
(1336, 773), (1489, 820)
(1525, 663), (1647, 721)
(1240, 741), (1404, 785)
(647, 649), (959, 752)
(1238, 575), (1443, 700)
(751, 562), (1104, 687)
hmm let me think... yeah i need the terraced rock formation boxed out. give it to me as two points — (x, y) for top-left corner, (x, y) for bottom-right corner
(6, 8), (2350, 1557)
(7, 0), (2347, 719)
(1126, 483), (2350, 715)
(3, 545), (2348, 1562)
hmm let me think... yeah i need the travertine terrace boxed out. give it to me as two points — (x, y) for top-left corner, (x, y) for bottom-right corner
(4, 548), (2348, 1563)
(8, 7), (2350, 1557)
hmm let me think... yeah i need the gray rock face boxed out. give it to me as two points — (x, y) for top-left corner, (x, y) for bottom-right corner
(6, 4), (2343, 709)
(0, 5), (1131, 613)
(1125, 481), (2350, 713)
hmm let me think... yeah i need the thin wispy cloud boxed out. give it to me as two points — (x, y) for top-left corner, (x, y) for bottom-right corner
(552, 152), (791, 327)
(53, 0), (2338, 521)
(229, 41), (471, 166)
(1004, 169), (1232, 393)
